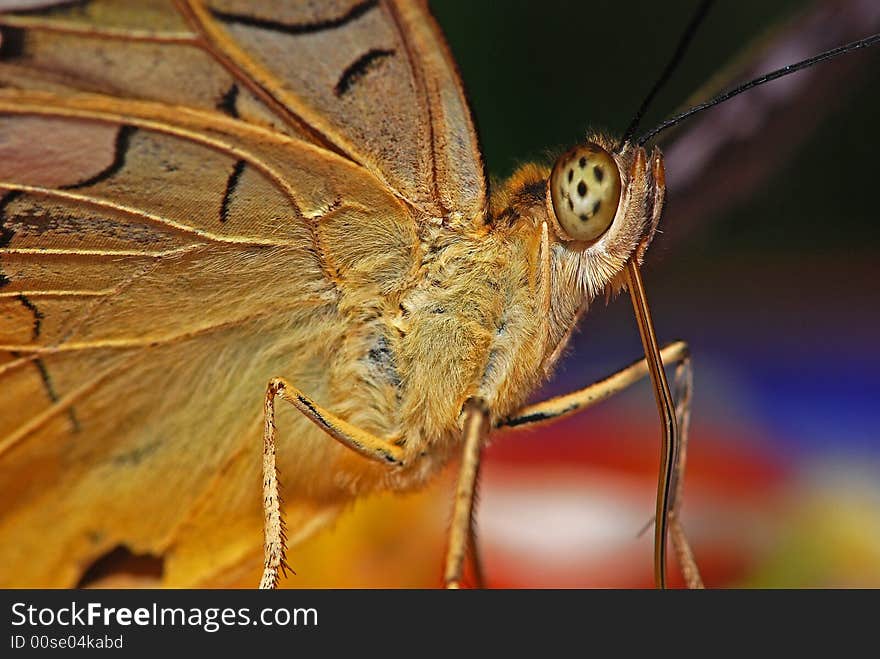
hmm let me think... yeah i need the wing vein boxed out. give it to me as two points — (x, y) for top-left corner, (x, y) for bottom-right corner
(0, 352), (137, 459)
(0, 303), (331, 355)
(0, 94), (309, 223)
(0, 289), (115, 299)
(172, 0), (352, 159)
(0, 183), (292, 248)
(0, 16), (196, 43)
(0, 245), (198, 258)
(382, 1), (443, 213)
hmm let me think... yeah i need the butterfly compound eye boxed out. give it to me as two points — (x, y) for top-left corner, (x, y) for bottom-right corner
(549, 144), (621, 242)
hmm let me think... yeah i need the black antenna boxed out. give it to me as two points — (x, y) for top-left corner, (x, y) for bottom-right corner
(637, 32), (880, 146)
(618, 0), (716, 148)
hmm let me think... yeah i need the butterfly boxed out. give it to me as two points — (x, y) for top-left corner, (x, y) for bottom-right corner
(0, 0), (876, 589)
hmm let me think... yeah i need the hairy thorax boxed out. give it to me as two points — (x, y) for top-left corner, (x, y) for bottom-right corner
(309, 139), (653, 498)
(320, 224), (547, 494)
(319, 183), (569, 495)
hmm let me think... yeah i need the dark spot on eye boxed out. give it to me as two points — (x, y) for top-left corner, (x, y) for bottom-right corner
(594, 166), (604, 182)
(579, 213), (589, 222)
(567, 169), (573, 183)
(593, 200), (602, 214)
(579, 157), (587, 168)
(577, 181), (587, 197)
(568, 199), (574, 211)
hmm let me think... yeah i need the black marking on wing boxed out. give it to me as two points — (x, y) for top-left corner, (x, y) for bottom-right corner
(14, 298), (82, 430)
(17, 293), (43, 341)
(61, 125), (136, 190)
(220, 159), (246, 223)
(216, 83), (240, 118)
(0, 25), (25, 59)
(111, 440), (161, 467)
(335, 48), (395, 97)
(32, 357), (81, 432)
(77, 546), (164, 588)
(33, 357), (58, 401)
(0, 189), (21, 250)
(0, 189), (19, 286)
(209, 0), (378, 36)
(7, 0), (90, 18)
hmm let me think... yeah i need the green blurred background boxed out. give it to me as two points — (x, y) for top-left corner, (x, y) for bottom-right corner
(432, 0), (878, 249)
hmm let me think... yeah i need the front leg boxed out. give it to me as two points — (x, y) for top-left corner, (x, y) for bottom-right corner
(259, 377), (405, 589)
(444, 399), (489, 589)
(499, 341), (703, 589)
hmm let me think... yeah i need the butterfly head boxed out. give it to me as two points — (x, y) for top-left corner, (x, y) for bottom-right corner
(540, 135), (664, 299)
(478, 135), (665, 408)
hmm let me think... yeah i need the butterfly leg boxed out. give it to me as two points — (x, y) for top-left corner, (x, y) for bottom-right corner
(669, 356), (703, 588)
(499, 341), (703, 588)
(467, 461), (486, 589)
(445, 398), (489, 589)
(259, 377), (405, 589)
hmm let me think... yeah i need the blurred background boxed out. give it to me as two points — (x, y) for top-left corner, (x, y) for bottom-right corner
(287, 0), (880, 588)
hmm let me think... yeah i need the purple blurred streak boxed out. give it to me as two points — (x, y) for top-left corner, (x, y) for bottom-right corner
(0, 1), (77, 10)
(659, 0), (880, 246)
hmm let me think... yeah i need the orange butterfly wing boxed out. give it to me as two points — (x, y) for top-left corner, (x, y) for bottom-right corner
(0, 0), (486, 217)
(0, 0), (485, 586)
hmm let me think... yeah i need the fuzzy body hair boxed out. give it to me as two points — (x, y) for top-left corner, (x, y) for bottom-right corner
(302, 134), (660, 498)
